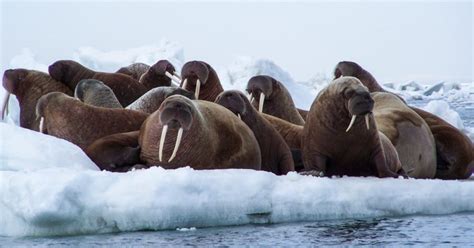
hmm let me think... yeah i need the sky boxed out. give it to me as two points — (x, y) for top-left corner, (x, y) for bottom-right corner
(1, 1), (472, 84)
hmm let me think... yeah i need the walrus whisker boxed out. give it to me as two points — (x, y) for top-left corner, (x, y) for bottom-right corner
(195, 79), (201, 99)
(346, 115), (357, 132)
(39, 117), (45, 133)
(159, 124), (168, 162)
(258, 92), (265, 113)
(173, 72), (182, 81)
(365, 114), (370, 130)
(168, 127), (183, 162)
(1, 92), (10, 120)
(182, 78), (188, 89)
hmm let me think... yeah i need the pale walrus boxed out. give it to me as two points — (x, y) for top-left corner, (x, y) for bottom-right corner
(139, 95), (261, 169)
(139, 60), (180, 89)
(74, 79), (122, 108)
(335, 60), (473, 179)
(215, 90), (295, 175)
(126, 86), (195, 113)
(246, 75), (305, 125)
(36, 92), (148, 149)
(48, 60), (148, 106)
(180, 61), (224, 101)
(2, 69), (72, 130)
(372, 92), (437, 178)
(116, 62), (150, 81)
(301, 76), (403, 178)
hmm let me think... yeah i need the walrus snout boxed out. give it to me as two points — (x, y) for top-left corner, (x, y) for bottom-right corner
(180, 61), (209, 99)
(348, 91), (374, 116)
(215, 90), (246, 118)
(247, 75), (275, 113)
(159, 100), (193, 130)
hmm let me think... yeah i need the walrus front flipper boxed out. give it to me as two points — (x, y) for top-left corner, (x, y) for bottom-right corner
(412, 107), (474, 179)
(300, 153), (327, 177)
(261, 113), (303, 150)
(85, 131), (143, 172)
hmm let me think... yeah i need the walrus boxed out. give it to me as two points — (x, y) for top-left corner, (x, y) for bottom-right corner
(126, 86), (195, 113)
(74, 79), (122, 108)
(335, 60), (473, 179)
(180, 61), (224, 101)
(2, 69), (72, 130)
(139, 95), (261, 169)
(48, 60), (147, 106)
(139, 60), (181, 89)
(372, 92), (437, 178)
(301, 76), (403, 178)
(85, 131), (145, 172)
(36, 92), (148, 149)
(246, 75), (305, 125)
(215, 90), (295, 175)
(116, 62), (150, 81)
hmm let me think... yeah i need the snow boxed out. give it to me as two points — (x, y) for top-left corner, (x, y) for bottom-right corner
(1, 45), (474, 237)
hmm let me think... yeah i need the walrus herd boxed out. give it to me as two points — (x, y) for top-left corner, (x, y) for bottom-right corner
(2, 59), (473, 179)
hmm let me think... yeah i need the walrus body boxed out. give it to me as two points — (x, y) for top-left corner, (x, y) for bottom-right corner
(74, 79), (122, 108)
(246, 75), (305, 125)
(138, 60), (176, 89)
(215, 90), (295, 175)
(180, 61), (224, 101)
(116, 62), (150, 81)
(36, 92), (148, 149)
(48, 60), (147, 106)
(335, 60), (473, 179)
(302, 77), (403, 178)
(126, 87), (195, 113)
(372, 92), (437, 178)
(139, 95), (261, 170)
(2, 69), (72, 130)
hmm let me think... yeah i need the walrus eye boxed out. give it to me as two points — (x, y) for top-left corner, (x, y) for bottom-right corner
(344, 89), (355, 99)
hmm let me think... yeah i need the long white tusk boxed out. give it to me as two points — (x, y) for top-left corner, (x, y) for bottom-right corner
(237, 113), (241, 120)
(181, 78), (188, 89)
(173, 72), (182, 80)
(346, 115), (357, 132)
(1, 92), (10, 120)
(258, 92), (265, 113)
(195, 79), (201, 100)
(365, 114), (370, 130)
(250, 95), (254, 104)
(165, 71), (181, 84)
(158, 125), (168, 162)
(168, 127), (183, 162)
(39, 117), (45, 133)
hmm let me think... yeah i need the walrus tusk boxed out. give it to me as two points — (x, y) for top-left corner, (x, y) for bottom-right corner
(168, 127), (183, 162)
(165, 71), (181, 85)
(39, 117), (45, 133)
(237, 113), (241, 120)
(1, 92), (10, 120)
(249, 95), (254, 104)
(159, 124), (168, 162)
(346, 115), (357, 132)
(195, 79), (201, 99)
(258, 92), (265, 113)
(173, 72), (182, 81)
(365, 114), (370, 130)
(181, 78), (188, 89)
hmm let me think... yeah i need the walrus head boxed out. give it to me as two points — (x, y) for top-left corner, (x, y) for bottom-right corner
(246, 75), (278, 113)
(215, 90), (248, 119)
(180, 61), (210, 99)
(331, 76), (374, 132)
(2, 69), (28, 120)
(48, 60), (78, 83)
(156, 95), (196, 162)
(140, 60), (180, 87)
(74, 79), (112, 101)
(36, 92), (75, 134)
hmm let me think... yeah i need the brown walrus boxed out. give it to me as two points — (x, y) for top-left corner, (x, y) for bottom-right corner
(372, 92), (437, 178)
(180, 61), (224, 101)
(215, 90), (295, 175)
(335, 60), (473, 179)
(85, 131), (144, 172)
(48, 60), (148, 106)
(74, 79), (122, 108)
(116, 62), (150, 81)
(36, 92), (148, 150)
(301, 76), (403, 178)
(139, 60), (180, 89)
(126, 86), (195, 113)
(2, 69), (72, 130)
(246, 75), (305, 125)
(139, 95), (261, 169)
